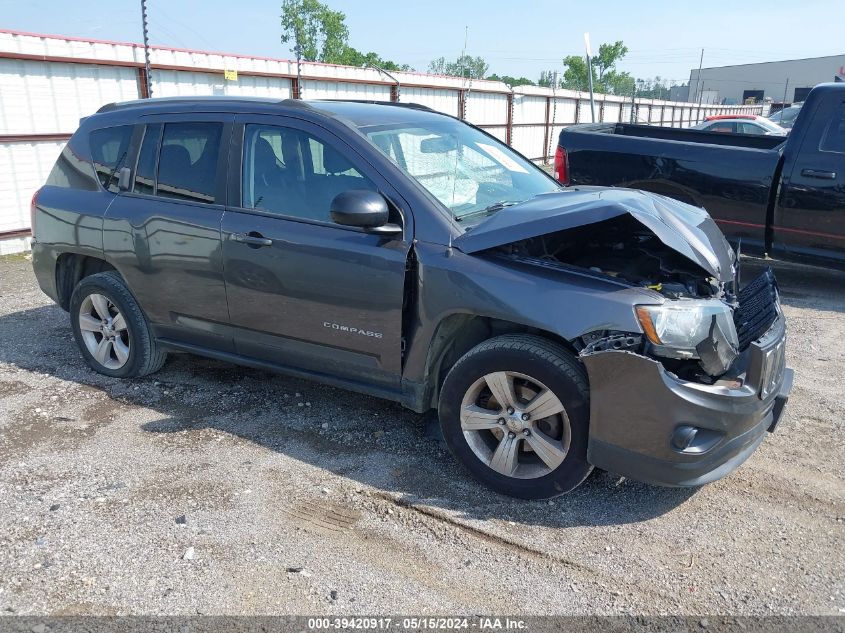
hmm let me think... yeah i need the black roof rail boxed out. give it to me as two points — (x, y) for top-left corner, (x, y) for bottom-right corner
(305, 99), (435, 112)
(95, 96), (434, 115)
(96, 96), (292, 114)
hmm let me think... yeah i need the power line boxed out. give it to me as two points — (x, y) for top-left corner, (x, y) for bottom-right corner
(148, 0), (217, 52)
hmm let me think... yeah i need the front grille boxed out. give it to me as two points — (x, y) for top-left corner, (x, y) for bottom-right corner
(733, 268), (779, 351)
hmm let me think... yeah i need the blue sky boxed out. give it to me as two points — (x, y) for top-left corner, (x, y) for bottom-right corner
(1, 0), (843, 84)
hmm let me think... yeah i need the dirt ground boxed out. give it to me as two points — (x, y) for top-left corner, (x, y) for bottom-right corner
(0, 253), (843, 616)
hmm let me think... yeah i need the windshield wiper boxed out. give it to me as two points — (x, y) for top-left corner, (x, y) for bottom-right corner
(455, 200), (519, 222)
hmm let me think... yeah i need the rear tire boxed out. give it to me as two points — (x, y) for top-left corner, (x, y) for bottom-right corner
(69, 271), (166, 378)
(438, 334), (592, 499)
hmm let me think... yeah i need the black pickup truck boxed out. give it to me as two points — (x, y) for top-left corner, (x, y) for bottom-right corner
(557, 83), (845, 268)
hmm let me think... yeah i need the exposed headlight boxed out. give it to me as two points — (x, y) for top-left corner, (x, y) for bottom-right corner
(635, 301), (739, 371)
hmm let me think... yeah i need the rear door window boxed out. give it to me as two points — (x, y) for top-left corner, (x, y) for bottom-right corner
(157, 122), (223, 203)
(131, 122), (223, 203)
(708, 122), (735, 134)
(133, 124), (161, 196)
(89, 125), (133, 192)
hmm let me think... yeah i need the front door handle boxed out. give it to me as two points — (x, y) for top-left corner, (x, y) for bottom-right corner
(231, 232), (273, 247)
(801, 168), (836, 180)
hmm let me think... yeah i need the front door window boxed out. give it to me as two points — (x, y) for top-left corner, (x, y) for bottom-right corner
(242, 124), (377, 223)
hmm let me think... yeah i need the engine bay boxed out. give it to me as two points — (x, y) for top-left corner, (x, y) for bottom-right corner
(493, 215), (734, 301)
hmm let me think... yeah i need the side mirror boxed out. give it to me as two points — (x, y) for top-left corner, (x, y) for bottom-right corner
(117, 166), (132, 191)
(330, 190), (402, 236)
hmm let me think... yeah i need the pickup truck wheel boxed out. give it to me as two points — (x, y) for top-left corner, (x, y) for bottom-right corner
(69, 271), (167, 378)
(438, 334), (591, 499)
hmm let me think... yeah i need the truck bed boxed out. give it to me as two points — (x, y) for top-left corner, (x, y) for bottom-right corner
(560, 84), (845, 268)
(578, 123), (786, 150)
(560, 124), (785, 250)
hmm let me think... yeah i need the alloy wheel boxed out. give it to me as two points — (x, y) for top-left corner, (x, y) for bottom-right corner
(460, 371), (571, 479)
(78, 293), (131, 370)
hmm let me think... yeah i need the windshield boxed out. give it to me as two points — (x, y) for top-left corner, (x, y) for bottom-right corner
(358, 118), (560, 220)
(769, 107), (800, 123)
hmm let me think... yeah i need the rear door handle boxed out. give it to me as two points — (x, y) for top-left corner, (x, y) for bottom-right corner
(800, 168), (836, 179)
(231, 232), (273, 247)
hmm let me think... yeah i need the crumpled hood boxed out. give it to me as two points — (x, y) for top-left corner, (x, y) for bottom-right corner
(453, 187), (735, 282)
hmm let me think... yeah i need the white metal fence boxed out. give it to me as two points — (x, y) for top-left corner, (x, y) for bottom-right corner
(0, 29), (764, 253)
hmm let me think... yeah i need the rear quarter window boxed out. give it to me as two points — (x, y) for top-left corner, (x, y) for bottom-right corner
(820, 101), (845, 154)
(89, 125), (133, 192)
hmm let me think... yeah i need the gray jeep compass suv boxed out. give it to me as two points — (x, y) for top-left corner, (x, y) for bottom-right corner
(31, 97), (792, 499)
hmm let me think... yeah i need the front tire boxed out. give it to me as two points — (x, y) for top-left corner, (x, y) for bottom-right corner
(438, 334), (592, 499)
(69, 271), (167, 378)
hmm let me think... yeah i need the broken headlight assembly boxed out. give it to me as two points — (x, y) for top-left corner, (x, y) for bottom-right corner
(635, 300), (739, 376)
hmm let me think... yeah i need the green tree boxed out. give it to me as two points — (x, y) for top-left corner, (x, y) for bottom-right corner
(334, 46), (411, 71)
(487, 73), (536, 88)
(281, 0), (410, 69)
(280, 0), (348, 62)
(604, 69), (635, 96)
(538, 70), (559, 89)
(428, 54), (489, 79)
(593, 41), (628, 84)
(561, 40), (634, 96)
(561, 55), (590, 91)
(428, 56), (448, 75)
(635, 76), (672, 100)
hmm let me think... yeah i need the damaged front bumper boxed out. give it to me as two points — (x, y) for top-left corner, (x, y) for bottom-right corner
(582, 314), (792, 487)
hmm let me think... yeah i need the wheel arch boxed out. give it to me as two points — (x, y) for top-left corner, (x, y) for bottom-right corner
(421, 312), (579, 410)
(55, 253), (116, 311)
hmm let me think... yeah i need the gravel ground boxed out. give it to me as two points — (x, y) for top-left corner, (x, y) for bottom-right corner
(0, 252), (843, 616)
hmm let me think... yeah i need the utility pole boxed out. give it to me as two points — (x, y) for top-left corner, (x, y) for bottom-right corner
(779, 78), (790, 122)
(547, 70), (559, 160)
(459, 26), (469, 119)
(697, 82), (705, 123)
(140, 0), (152, 98)
(294, 37), (303, 99)
(460, 25), (468, 74)
(584, 32), (596, 123)
(695, 48), (704, 103)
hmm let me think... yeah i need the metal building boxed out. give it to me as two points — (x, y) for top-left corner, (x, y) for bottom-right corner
(689, 54), (845, 105)
(668, 84), (689, 102)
